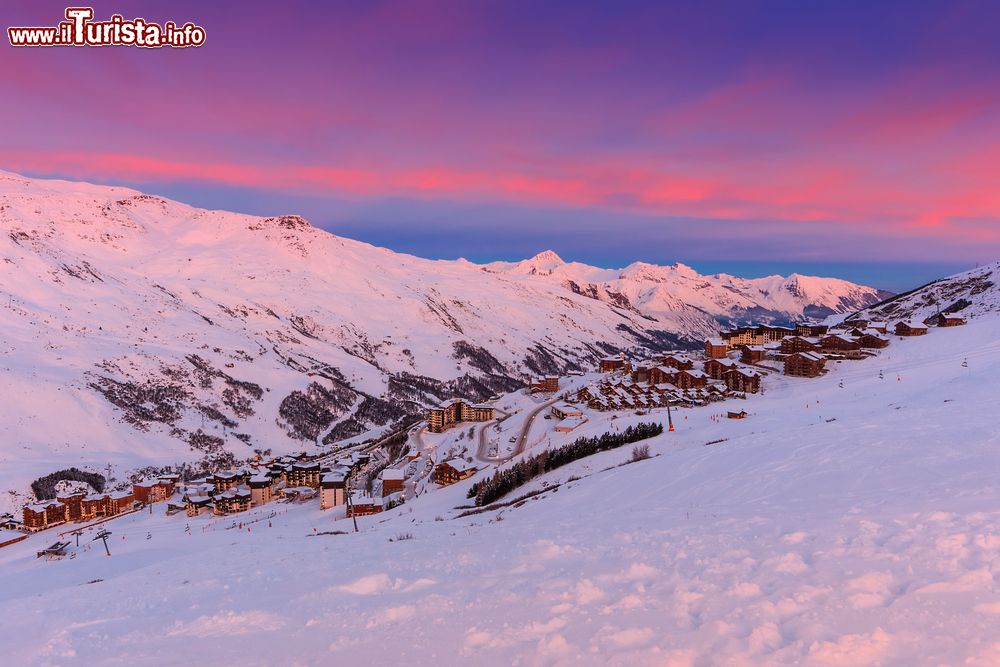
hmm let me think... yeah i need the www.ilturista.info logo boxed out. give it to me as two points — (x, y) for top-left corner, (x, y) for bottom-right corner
(8, 7), (206, 48)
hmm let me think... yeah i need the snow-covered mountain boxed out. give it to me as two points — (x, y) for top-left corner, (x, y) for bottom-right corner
(0, 171), (691, 504)
(850, 261), (1000, 324)
(485, 251), (887, 338)
(0, 170), (880, 504)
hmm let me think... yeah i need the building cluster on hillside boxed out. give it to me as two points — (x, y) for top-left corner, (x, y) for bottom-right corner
(582, 313), (955, 411)
(19, 475), (179, 532)
(11, 445), (418, 540)
(427, 398), (496, 433)
(708, 315), (961, 380)
(584, 350), (762, 411)
(708, 322), (897, 378)
(176, 449), (404, 518)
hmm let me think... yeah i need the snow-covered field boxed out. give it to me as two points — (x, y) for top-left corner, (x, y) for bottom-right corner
(3, 315), (999, 666)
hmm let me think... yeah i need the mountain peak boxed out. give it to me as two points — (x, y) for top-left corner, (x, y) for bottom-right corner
(529, 249), (565, 265)
(515, 249), (566, 274)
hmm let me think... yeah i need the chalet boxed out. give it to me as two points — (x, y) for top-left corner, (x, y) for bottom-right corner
(248, 474), (274, 506)
(210, 471), (243, 495)
(784, 351), (827, 378)
(182, 481), (216, 500)
(856, 332), (890, 349)
(819, 334), (861, 352)
(779, 336), (820, 355)
(631, 364), (651, 383)
(704, 358), (738, 380)
(722, 325), (796, 346)
(81, 493), (109, 520)
(133, 478), (175, 504)
(0, 514), (23, 531)
(0, 529), (28, 550)
(427, 399), (496, 433)
(185, 495), (213, 517)
(796, 324), (829, 337)
(674, 369), (708, 390)
(320, 471), (348, 509)
(107, 490), (134, 515)
(724, 368), (761, 393)
(380, 468), (406, 497)
(727, 410), (748, 419)
(599, 355), (627, 373)
(266, 465), (289, 485)
(867, 321), (889, 333)
(925, 313), (966, 327)
(741, 345), (768, 364)
(838, 318), (867, 331)
(282, 486), (318, 503)
(23, 500), (65, 531)
(554, 415), (587, 432)
(657, 354), (694, 371)
(721, 327), (753, 346)
(214, 488), (252, 515)
(287, 462), (322, 488)
(551, 402), (583, 419)
(529, 375), (560, 393)
(646, 366), (676, 386)
(895, 321), (928, 336)
(435, 458), (479, 486)
(347, 493), (382, 517)
(56, 491), (85, 523)
(704, 338), (728, 359)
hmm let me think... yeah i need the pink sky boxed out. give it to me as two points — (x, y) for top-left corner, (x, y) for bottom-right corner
(1, 1), (998, 268)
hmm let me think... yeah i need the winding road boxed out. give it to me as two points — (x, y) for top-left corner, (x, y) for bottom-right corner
(486, 397), (562, 464)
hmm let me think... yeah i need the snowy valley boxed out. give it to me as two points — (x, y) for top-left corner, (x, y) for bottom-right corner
(0, 171), (882, 508)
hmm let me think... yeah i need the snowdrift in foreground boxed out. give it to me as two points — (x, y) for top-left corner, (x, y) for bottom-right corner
(1, 314), (999, 666)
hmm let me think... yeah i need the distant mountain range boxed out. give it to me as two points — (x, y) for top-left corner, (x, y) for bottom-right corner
(484, 250), (889, 338)
(0, 170), (887, 505)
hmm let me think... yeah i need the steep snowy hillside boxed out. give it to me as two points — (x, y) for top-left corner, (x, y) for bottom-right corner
(1, 309), (999, 666)
(852, 261), (999, 324)
(0, 171), (692, 507)
(484, 251), (886, 337)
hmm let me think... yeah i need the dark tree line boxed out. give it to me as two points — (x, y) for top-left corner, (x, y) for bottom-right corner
(468, 422), (663, 506)
(31, 468), (106, 500)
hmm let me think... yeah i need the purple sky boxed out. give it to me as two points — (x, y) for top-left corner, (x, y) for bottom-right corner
(2, 1), (998, 289)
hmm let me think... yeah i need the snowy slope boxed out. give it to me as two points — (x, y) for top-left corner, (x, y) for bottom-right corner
(1, 309), (999, 666)
(485, 251), (886, 338)
(852, 261), (1000, 324)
